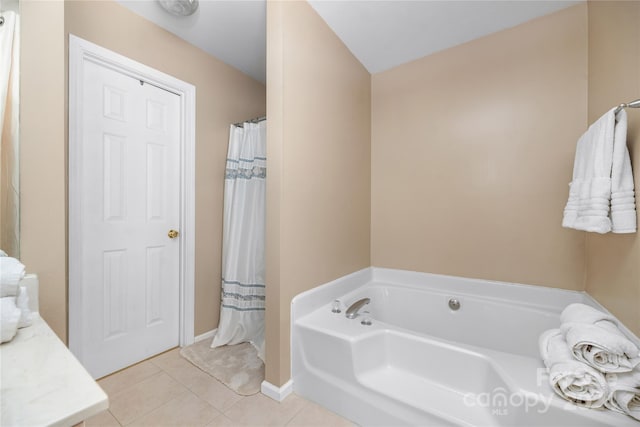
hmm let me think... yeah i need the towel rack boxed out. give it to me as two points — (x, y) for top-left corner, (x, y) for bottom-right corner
(233, 115), (266, 128)
(614, 99), (640, 114)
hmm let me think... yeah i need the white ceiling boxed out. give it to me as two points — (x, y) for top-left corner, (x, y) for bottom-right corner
(116, 0), (267, 82)
(117, 0), (582, 84)
(309, 0), (581, 74)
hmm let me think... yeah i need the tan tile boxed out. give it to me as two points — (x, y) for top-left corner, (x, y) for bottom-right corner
(128, 391), (220, 427)
(187, 373), (244, 412)
(155, 354), (212, 388)
(85, 410), (121, 426)
(223, 393), (307, 426)
(98, 360), (162, 397)
(109, 372), (189, 425)
(205, 414), (236, 427)
(149, 348), (183, 371)
(286, 401), (355, 427)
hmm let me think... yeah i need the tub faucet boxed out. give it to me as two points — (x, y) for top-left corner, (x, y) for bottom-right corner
(345, 298), (370, 319)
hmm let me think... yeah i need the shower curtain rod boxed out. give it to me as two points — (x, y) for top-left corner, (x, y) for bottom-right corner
(614, 99), (640, 114)
(233, 115), (266, 128)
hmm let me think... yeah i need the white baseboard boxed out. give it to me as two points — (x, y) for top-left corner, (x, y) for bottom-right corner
(194, 329), (217, 343)
(261, 379), (293, 402)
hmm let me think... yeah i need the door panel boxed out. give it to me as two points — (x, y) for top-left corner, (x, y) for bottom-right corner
(79, 59), (181, 378)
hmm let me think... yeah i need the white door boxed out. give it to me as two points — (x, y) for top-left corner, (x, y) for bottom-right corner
(77, 58), (181, 378)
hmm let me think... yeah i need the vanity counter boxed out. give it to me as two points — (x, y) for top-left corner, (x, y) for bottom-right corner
(0, 314), (108, 426)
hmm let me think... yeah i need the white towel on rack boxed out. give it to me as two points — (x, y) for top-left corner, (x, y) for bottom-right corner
(610, 110), (637, 233)
(562, 108), (636, 233)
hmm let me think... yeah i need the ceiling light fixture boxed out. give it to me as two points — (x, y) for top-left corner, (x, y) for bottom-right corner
(158, 0), (199, 17)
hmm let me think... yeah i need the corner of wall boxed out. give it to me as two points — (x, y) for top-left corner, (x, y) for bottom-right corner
(265, 0), (286, 387)
(265, 0), (372, 387)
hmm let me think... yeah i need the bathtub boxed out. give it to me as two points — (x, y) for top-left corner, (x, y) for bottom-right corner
(291, 268), (640, 426)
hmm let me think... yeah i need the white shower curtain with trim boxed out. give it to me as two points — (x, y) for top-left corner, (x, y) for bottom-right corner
(211, 121), (266, 361)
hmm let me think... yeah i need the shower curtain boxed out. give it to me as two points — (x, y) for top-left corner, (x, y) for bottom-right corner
(0, 11), (20, 257)
(211, 121), (266, 361)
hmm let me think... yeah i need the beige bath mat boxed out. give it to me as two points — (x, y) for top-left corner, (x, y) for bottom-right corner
(180, 340), (264, 396)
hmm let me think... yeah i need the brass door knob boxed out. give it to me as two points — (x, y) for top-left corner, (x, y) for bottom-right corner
(168, 229), (179, 239)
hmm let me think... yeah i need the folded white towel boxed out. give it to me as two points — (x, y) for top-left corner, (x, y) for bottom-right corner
(562, 108), (637, 233)
(560, 303), (640, 373)
(0, 257), (25, 296)
(539, 329), (609, 408)
(610, 110), (637, 233)
(561, 321), (640, 373)
(0, 297), (21, 343)
(561, 303), (618, 325)
(605, 368), (640, 421)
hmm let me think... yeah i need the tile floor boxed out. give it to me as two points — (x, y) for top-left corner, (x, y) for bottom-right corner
(86, 348), (355, 427)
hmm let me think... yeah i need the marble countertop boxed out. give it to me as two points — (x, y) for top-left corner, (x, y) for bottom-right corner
(0, 314), (108, 426)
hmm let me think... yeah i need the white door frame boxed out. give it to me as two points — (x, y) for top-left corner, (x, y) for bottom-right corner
(68, 34), (196, 363)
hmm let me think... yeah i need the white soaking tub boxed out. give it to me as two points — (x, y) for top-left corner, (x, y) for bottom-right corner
(291, 268), (640, 426)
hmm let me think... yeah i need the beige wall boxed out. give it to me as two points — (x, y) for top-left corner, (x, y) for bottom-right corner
(21, 0), (67, 340)
(20, 0), (265, 341)
(371, 4), (588, 290)
(265, 1), (371, 386)
(585, 1), (640, 337)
